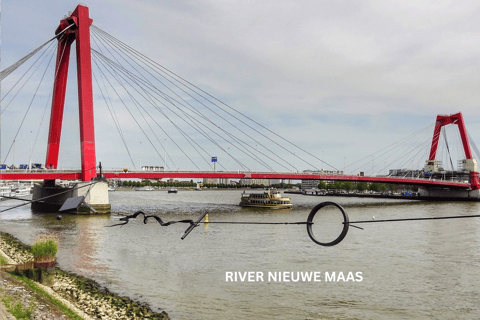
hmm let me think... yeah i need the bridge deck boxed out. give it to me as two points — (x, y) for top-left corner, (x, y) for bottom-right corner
(0, 171), (470, 189)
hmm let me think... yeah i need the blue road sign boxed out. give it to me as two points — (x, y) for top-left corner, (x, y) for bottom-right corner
(211, 157), (217, 162)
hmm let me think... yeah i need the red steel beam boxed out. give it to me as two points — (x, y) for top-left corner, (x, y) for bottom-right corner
(429, 112), (473, 160)
(0, 171), (469, 188)
(45, 29), (74, 169)
(73, 6), (96, 181)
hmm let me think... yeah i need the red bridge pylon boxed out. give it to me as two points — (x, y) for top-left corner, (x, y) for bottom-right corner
(45, 5), (96, 181)
(427, 112), (480, 190)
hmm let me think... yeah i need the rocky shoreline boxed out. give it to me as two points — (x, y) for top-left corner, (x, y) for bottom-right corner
(0, 232), (170, 319)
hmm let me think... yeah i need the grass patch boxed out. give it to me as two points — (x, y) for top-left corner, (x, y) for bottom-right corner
(1, 295), (35, 320)
(0, 255), (8, 265)
(9, 274), (84, 320)
(31, 234), (59, 261)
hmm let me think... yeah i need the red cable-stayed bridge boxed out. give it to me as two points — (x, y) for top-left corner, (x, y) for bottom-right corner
(0, 169), (472, 190)
(1, 5), (479, 199)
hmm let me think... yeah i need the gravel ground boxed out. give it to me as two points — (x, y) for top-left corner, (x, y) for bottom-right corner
(0, 271), (71, 319)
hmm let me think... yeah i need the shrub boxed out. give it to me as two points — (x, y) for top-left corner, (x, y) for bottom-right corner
(30, 234), (59, 261)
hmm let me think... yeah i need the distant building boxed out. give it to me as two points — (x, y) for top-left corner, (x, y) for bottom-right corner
(203, 178), (218, 184)
(301, 180), (320, 190)
(300, 169), (344, 190)
(203, 178), (232, 185)
(239, 178), (272, 186)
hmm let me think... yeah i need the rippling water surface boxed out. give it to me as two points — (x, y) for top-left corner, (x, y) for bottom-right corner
(1, 190), (480, 319)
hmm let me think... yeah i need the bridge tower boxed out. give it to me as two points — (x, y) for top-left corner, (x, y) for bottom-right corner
(31, 5), (109, 214)
(45, 4), (96, 181)
(424, 112), (480, 192)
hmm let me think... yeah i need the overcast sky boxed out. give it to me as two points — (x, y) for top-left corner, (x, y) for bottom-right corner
(2, 0), (480, 174)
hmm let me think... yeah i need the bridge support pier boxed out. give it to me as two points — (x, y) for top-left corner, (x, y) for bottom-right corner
(32, 180), (110, 214)
(418, 187), (480, 199)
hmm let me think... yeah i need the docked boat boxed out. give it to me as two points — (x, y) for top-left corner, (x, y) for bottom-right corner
(239, 189), (293, 209)
(168, 188), (178, 194)
(135, 186), (155, 191)
(0, 185), (13, 199)
(14, 187), (31, 197)
(108, 187), (116, 192)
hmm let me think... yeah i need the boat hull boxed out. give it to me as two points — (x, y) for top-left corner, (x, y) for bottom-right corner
(239, 203), (293, 209)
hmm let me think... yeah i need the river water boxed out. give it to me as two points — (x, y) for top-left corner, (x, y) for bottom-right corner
(1, 190), (479, 319)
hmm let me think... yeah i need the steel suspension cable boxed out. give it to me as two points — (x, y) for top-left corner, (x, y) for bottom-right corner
(92, 54), (204, 171)
(91, 68), (136, 168)
(91, 55), (178, 170)
(1, 40), (57, 114)
(91, 48), (280, 172)
(350, 123), (435, 174)
(0, 23), (73, 82)
(91, 30), (253, 171)
(91, 39), (213, 171)
(92, 48), (255, 171)
(3, 46), (56, 164)
(29, 33), (70, 163)
(91, 33), (176, 169)
(92, 28), (297, 172)
(92, 25), (332, 171)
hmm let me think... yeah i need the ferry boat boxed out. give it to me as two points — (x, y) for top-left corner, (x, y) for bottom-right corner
(239, 189), (292, 209)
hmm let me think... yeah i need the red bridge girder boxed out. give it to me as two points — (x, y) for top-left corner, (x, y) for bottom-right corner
(0, 171), (470, 189)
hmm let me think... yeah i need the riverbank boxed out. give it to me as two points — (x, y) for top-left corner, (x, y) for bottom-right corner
(0, 232), (170, 320)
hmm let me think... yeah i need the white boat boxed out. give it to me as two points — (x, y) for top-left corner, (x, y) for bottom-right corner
(14, 187), (31, 197)
(168, 188), (178, 194)
(239, 189), (292, 209)
(135, 186), (155, 191)
(108, 187), (116, 192)
(0, 186), (13, 199)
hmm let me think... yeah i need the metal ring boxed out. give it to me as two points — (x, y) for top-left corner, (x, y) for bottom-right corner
(306, 201), (349, 246)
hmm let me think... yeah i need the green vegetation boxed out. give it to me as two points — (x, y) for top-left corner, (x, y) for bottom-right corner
(30, 235), (58, 261)
(356, 182), (368, 192)
(0, 255), (8, 265)
(317, 181), (327, 189)
(1, 295), (35, 320)
(10, 274), (84, 320)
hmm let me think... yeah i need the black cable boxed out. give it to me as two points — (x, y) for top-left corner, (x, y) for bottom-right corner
(347, 214), (480, 224)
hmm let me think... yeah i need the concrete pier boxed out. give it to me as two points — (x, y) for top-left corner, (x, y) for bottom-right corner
(32, 180), (111, 214)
